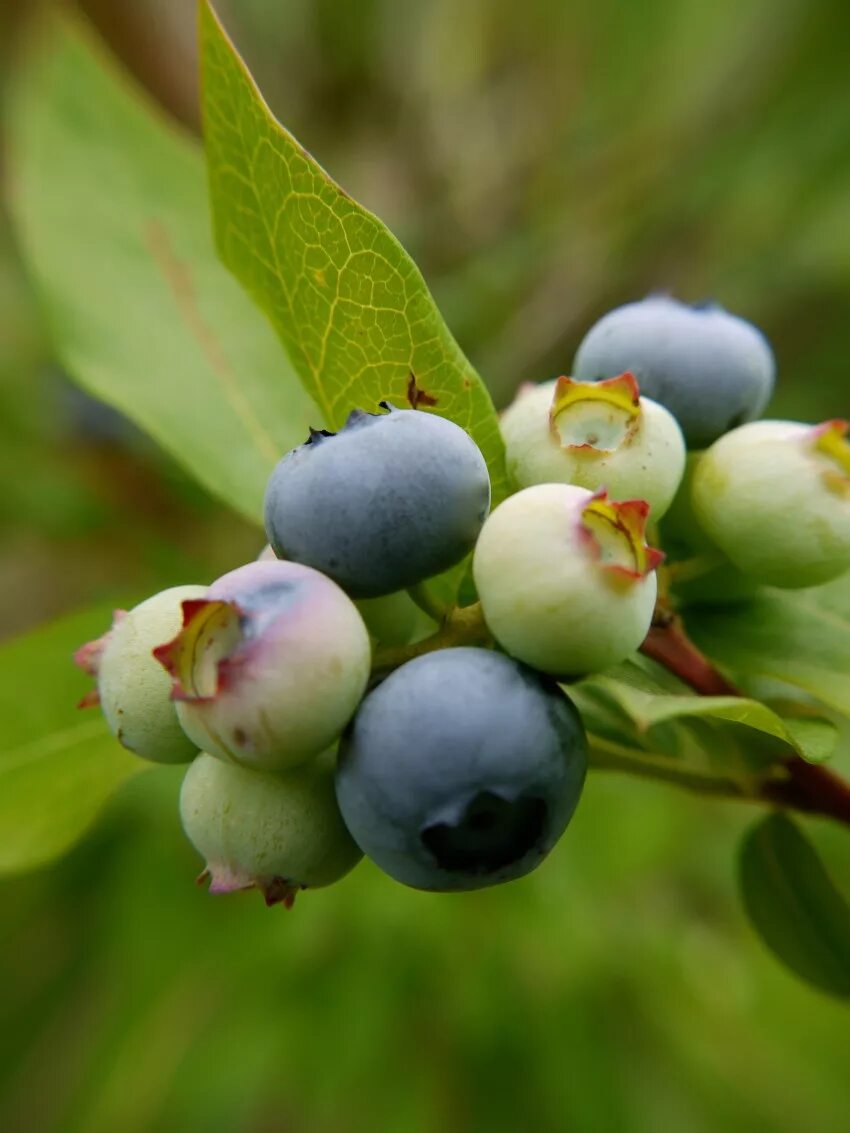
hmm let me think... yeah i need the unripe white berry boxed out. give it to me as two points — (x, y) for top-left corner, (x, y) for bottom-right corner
(75, 585), (206, 763)
(473, 483), (661, 676)
(180, 751), (362, 906)
(691, 419), (850, 588)
(500, 373), (685, 519)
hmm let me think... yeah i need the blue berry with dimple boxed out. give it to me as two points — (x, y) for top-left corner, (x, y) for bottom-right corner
(335, 647), (587, 891)
(263, 403), (491, 598)
(573, 295), (775, 449)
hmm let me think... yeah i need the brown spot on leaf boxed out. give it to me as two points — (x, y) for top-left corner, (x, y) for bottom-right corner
(407, 372), (438, 409)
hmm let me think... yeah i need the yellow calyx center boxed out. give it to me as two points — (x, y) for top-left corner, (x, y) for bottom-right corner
(550, 373), (641, 453)
(812, 419), (850, 499)
(153, 599), (242, 700)
(579, 492), (664, 580)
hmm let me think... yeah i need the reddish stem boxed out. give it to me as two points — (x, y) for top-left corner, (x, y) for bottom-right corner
(641, 618), (738, 696)
(779, 761), (850, 825)
(640, 611), (850, 827)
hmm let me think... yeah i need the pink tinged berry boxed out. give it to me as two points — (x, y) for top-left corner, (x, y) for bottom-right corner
(472, 483), (662, 676)
(180, 751), (362, 907)
(691, 419), (850, 589)
(74, 588), (207, 764)
(154, 560), (371, 772)
(500, 373), (685, 519)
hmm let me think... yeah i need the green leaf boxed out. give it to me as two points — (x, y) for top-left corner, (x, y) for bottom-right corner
(199, 1), (509, 501)
(739, 814), (850, 998)
(573, 659), (839, 803)
(586, 672), (837, 764)
(0, 606), (148, 876)
(8, 13), (316, 523)
(687, 575), (850, 717)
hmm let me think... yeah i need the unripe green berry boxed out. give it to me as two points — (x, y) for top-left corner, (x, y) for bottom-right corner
(75, 585), (206, 764)
(659, 453), (759, 607)
(691, 419), (850, 588)
(180, 751), (362, 906)
(473, 484), (662, 676)
(155, 560), (371, 772)
(355, 590), (418, 647)
(501, 373), (686, 519)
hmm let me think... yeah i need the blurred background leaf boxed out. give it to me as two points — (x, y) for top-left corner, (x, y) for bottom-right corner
(0, 602), (147, 875)
(739, 814), (850, 998)
(2, 1), (850, 1130)
(7, 11), (316, 525)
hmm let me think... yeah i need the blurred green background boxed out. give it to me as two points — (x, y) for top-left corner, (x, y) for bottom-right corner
(1, 1), (849, 1130)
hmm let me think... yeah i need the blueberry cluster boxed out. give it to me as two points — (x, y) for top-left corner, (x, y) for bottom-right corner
(75, 296), (850, 906)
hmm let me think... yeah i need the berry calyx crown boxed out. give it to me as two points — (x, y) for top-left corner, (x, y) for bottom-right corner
(550, 373), (641, 453)
(154, 598), (243, 702)
(577, 491), (664, 581)
(812, 419), (850, 499)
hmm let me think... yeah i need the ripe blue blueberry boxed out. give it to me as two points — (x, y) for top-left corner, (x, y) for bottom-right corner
(263, 403), (491, 597)
(573, 296), (775, 449)
(335, 647), (587, 891)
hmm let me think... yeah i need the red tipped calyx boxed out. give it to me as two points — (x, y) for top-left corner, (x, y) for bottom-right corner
(198, 867), (300, 909)
(812, 419), (850, 498)
(550, 373), (641, 452)
(578, 491), (664, 580)
(73, 610), (127, 708)
(153, 598), (242, 702)
(262, 878), (300, 909)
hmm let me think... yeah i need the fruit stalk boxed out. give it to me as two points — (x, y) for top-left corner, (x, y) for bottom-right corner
(370, 602), (492, 683)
